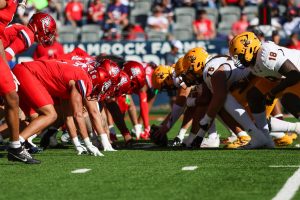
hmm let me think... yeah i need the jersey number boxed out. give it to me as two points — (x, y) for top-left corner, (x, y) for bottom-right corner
(269, 52), (277, 61)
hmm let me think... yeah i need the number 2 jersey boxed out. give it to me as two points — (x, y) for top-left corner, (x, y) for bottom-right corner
(203, 56), (250, 93)
(252, 41), (300, 80)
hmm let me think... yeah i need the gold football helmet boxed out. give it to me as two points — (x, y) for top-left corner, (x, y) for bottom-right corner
(229, 31), (261, 65)
(174, 57), (184, 77)
(152, 65), (175, 90)
(182, 47), (209, 77)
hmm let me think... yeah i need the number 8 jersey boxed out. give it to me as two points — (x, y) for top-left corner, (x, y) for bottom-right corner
(252, 41), (300, 79)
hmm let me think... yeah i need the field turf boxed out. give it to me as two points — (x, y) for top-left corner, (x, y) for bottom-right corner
(0, 116), (300, 200)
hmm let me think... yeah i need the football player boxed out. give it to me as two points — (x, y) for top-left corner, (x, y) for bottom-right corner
(229, 31), (300, 140)
(0, 0), (30, 163)
(13, 59), (106, 163)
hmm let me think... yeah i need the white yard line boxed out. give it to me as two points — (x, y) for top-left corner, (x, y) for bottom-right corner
(182, 166), (198, 171)
(272, 166), (300, 200)
(269, 165), (300, 168)
(71, 168), (91, 174)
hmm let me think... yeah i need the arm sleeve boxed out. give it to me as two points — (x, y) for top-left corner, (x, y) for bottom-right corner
(4, 37), (27, 61)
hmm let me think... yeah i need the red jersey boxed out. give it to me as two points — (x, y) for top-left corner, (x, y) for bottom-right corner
(65, 2), (83, 21)
(88, 3), (104, 21)
(193, 19), (214, 38)
(33, 41), (64, 60)
(0, 0), (18, 33)
(142, 62), (153, 89)
(19, 59), (92, 99)
(56, 47), (95, 72)
(0, 23), (34, 61)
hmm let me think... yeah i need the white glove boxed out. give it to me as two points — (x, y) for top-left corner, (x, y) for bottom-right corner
(75, 144), (88, 155)
(100, 134), (117, 151)
(186, 97), (196, 107)
(86, 144), (104, 156)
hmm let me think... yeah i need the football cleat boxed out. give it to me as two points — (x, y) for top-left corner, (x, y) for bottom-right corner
(226, 136), (251, 149)
(289, 133), (298, 140)
(7, 147), (41, 164)
(40, 128), (58, 149)
(24, 141), (43, 154)
(171, 137), (182, 146)
(61, 131), (71, 144)
(221, 134), (238, 144)
(201, 134), (220, 148)
(274, 134), (293, 146)
(191, 136), (204, 148)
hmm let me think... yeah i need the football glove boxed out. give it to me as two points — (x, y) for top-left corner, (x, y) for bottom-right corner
(75, 144), (88, 155)
(86, 144), (104, 156)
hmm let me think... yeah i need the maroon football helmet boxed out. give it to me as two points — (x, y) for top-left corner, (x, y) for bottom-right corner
(99, 59), (121, 84)
(88, 67), (112, 101)
(28, 12), (57, 47)
(123, 61), (146, 93)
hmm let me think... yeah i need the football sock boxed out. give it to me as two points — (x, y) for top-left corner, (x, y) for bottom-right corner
(269, 132), (285, 139)
(269, 117), (298, 133)
(177, 128), (187, 140)
(72, 137), (81, 147)
(139, 91), (150, 128)
(208, 132), (218, 139)
(9, 141), (21, 149)
(237, 131), (249, 137)
(19, 136), (25, 143)
(108, 125), (117, 135)
(252, 112), (269, 133)
(28, 134), (37, 147)
(134, 124), (143, 138)
(273, 114), (283, 120)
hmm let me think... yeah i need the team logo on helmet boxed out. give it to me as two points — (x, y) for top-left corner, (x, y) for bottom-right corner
(119, 76), (128, 86)
(101, 80), (112, 93)
(188, 55), (196, 64)
(111, 66), (120, 77)
(41, 16), (51, 34)
(131, 67), (141, 77)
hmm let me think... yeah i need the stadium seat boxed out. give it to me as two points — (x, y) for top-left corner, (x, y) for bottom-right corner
(217, 22), (232, 36)
(130, 9), (149, 29)
(173, 28), (194, 41)
(147, 31), (167, 41)
(175, 7), (196, 25)
(204, 7), (219, 24)
(81, 25), (103, 43)
(58, 25), (78, 43)
(219, 6), (241, 25)
(134, 1), (152, 13)
(243, 6), (258, 21)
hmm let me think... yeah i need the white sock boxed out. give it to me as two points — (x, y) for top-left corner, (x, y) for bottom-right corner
(252, 112), (269, 133)
(72, 137), (81, 146)
(109, 125), (117, 135)
(177, 128), (187, 140)
(273, 114), (283, 119)
(100, 133), (111, 147)
(237, 131), (249, 137)
(270, 117), (297, 133)
(9, 141), (21, 148)
(269, 132), (285, 139)
(19, 136), (25, 143)
(83, 137), (92, 146)
(27, 134), (37, 147)
(134, 124), (143, 137)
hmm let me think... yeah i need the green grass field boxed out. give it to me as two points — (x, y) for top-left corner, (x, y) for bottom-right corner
(0, 116), (300, 200)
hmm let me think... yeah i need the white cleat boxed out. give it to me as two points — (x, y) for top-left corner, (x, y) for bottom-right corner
(294, 122), (300, 135)
(201, 135), (220, 148)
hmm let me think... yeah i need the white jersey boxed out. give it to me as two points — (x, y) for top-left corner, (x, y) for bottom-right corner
(252, 41), (300, 80)
(203, 56), (250, 93)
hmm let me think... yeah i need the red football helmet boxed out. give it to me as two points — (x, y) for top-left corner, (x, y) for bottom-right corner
(114, 71), (131, 97)
(99, 59), (121, 84)
(123, 61), (146, 93)
(28, 12), (57, 47)
(88, 67), (112, 101)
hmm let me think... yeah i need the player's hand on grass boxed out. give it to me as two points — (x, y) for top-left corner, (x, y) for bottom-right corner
(86, 144), (104, 156)
(75, 144), (88, 155)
